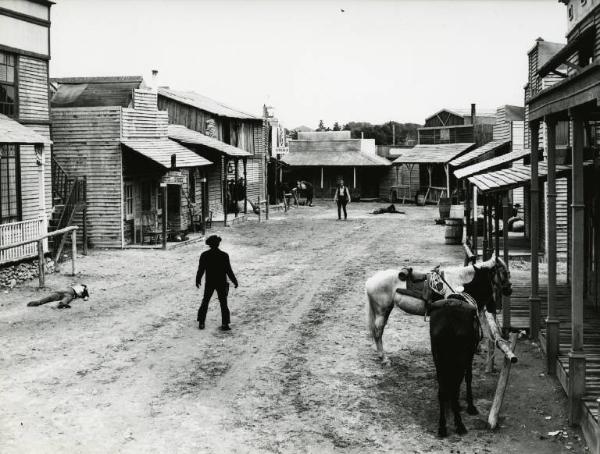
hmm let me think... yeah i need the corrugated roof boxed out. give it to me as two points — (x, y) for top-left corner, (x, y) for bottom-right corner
(392, 143), (476, 165)
(167, 124), (251, 157)
(449, 139), (511, 167)
(121, 139), (212, 168)
(468, 160), (594, 193)
(281, 151), (391, 167)
(51, 76), (144, 108)
(454, 148), (530, 180)
(0, 114), (51, 144)
(158, 88), (260, 120)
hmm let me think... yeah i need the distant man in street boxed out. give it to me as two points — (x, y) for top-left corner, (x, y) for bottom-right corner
(195, 235), (238, 331)
(27, 284), (89, 309)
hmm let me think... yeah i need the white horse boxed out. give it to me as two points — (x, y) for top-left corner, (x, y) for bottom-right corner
(365, 254), (509, 365)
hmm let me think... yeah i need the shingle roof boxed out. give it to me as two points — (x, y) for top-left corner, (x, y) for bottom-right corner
(158, 88), (260, 120)
(167, 124), (251, 157)
(51, 76), (144, 108)
(392, 143), (476, 165)
(449, 139), (511, 167)
(454, 148), (530, 180)
(0, 114), (51, 144)
(468, 160), (594, 193)
(121, 139), (212, 168)
(281, 151), (391, 167)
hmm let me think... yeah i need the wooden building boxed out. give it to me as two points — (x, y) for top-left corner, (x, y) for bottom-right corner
(417, 105), (495, 147)
(0, 0), (53, 264)
(51, 81), (211, 248)
(466, 2), (600, 449)
(281, 131), (391, 199)
(157, 88), (266, 220)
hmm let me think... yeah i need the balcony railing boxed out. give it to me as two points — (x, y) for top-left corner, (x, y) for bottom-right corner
(0, 218), (46, 265)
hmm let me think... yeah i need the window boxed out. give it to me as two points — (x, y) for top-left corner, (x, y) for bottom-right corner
(0, 52), (16, 118)
(124, 184), (133, 217)
(440, 129), (450, 142)
(0, 144), (20, 224)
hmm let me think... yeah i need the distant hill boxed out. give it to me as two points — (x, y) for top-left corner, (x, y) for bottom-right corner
(292, 125), (313, 132)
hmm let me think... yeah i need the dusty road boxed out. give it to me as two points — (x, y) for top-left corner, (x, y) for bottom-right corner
(0, 202), (586, 453)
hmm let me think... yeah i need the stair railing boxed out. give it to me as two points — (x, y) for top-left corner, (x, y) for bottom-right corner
(51, 155), (72, 204)
(53, 177), (87, 262)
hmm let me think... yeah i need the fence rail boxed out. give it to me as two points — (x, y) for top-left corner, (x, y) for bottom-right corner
(0, 218), (46, 264)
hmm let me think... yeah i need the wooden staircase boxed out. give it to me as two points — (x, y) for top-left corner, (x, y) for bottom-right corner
(50, 156), (87, 260)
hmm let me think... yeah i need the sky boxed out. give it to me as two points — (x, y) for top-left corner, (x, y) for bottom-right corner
(50, 0), (567, 129)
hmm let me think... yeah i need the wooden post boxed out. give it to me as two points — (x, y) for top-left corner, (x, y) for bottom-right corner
(529, 120), (541, 341)
(161, 183), (167, 250)
(82, 206), (88, 256)
(445, 164), (450, 200)
(320, 167), (324, 189)
(258, 195), (261, 223)
(569, 111), (586, 425)
(265, 155), (269, 221)
(223, 158), (228, 227)
(37, 239), (45, 288)
(234, 159), (239, 218)
(545, 116), (560, 376)
(353, 167), (356, 189)
(71, 229), (77, 276)
(464, 181), (471, 241)
(502, 193), (511, 333)
(408, 164), (414, 201)
(482, 194), (489, 260)
(243, 158), (248, 215)
(494, 195), (500, 258)
(487, 198), (494, 258)
(473, 186), (478, 260)
(488, 332), (518, 430)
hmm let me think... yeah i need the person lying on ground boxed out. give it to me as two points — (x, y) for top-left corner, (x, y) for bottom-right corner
(27, 284), (89, 309)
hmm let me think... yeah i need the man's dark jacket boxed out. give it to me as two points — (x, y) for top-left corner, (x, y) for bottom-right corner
(196, 248), (238, 287)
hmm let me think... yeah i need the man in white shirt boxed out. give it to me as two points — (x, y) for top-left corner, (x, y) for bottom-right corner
(27, 284), (89, 309)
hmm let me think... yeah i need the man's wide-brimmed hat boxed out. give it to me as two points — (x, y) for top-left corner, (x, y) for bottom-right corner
(206, 235), (222, 247)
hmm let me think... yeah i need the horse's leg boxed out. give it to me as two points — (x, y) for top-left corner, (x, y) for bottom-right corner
(367, 293), (393, 365)
(465, 358), (478, 415)
(451, 380), (467, 435)
(437, 383), (448, 438)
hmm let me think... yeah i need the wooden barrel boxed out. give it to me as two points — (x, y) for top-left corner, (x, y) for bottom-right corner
(445, 218), (463, 245)
(438, 198), (451, 220)
(449, 204), (464, 220)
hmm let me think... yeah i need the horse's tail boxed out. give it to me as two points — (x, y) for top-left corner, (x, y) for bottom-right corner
(366, 287), (377, 340)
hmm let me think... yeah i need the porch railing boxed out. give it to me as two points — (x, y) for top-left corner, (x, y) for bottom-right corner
(51, 156), (72, 204)
(0, 218), (46, 264)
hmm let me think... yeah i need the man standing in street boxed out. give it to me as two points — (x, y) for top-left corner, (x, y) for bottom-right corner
(195, 235), (238, 331)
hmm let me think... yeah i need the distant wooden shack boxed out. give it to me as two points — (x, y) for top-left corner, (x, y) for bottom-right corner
(157, 88), (266, 221)
(417, 105), (495, 147)
(281, 131), (391, 199)
(0, 0), (53, 264)
(51, 79), (211, 248)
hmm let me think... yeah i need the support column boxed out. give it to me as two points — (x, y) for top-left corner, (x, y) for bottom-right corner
(545, 116), (560, 376)
(529, 120), (541, 341)
(569, 111), (586, 425)
(473, 186), (478, 260)
(502, 193), (511, 333)
(320, 167), (324, 189)
(482, 194), (489, 260)
(234, 159), (239, 218)
(223, 157), (228, 227)
(464, 180), (471, 240)
(494, 195), (500, 258)
(445, 164), (450, 199)
(243, 158), (248, 214)
(353, 167), (356, 189)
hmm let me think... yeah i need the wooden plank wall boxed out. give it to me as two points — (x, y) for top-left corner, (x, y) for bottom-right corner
(16, 55), (52, 222)
(418, 127), (474, 144)
(50, 107), (123, 248)
(122, 90), (168, 139)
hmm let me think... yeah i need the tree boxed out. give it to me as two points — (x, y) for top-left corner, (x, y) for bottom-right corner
(317, 120), (326, 131)
(332, 122), (341, 131)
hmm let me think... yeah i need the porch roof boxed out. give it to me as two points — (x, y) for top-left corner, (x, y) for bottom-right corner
(449, 139), (511, 168)
(454, 148), (530, 180)
(121, 139), (212, 168)
(0, 114), (52, 145)
(167, 124), (251, 158)
(468, 160), (594, 193)
(280, 150), (391, 167)
(392, 143), (475, 165)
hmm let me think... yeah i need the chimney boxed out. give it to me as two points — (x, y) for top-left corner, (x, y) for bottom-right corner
(151, 69), (159, 92)
(471, 103), (476, 125)
(170, 153), (176, 169)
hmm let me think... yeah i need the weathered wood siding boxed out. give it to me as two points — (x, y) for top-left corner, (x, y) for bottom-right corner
(379, 165), (420, 201)
(50, 107), (123, 248)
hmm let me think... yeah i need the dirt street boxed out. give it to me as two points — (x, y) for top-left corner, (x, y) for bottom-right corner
(0, 202), (587, 453)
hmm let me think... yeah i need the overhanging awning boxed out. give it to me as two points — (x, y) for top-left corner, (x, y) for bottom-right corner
(280, 150), (391, 167)
(392, 143), (475, 165)
(449, 139), (511, 168)
(0, 114), (52, 145)
(454, 148), (530, 180)
(167, 124), (251, 158)
(122, 139), (212, 168)
(468, 160), (594, 193)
